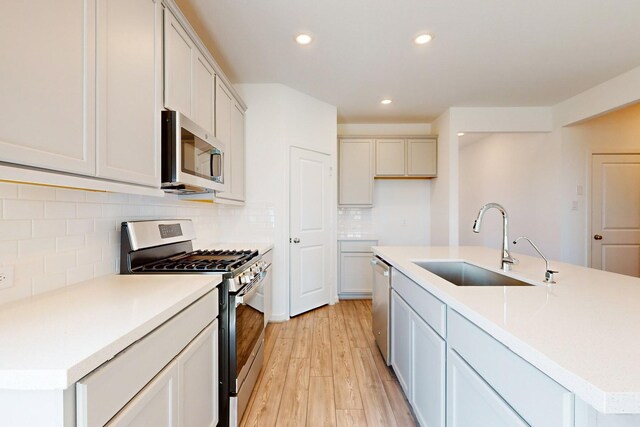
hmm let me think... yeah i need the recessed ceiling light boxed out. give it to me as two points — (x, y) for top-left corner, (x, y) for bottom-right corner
(457, 132), (465, 137)
(414, 33), (433, 45)
(295, 33), (313, 45)
(381, 99), (392, 105)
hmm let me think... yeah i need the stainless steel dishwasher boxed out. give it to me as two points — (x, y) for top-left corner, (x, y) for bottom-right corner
(371, 256), (391, 365)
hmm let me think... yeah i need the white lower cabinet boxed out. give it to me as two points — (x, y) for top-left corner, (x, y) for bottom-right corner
(391, 289), (445, 426)
(447, 349), (527, 427)
(338, 240), (378, 298)
(107, 360), (180, 427)
(77, 291), (218, 427)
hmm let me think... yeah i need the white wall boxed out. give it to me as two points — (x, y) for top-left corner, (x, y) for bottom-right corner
(559, 102), (640, 265)
(235, 83), (337, 320)
(430, 109), (456, 245)
(459, 133), (561, 260)
(337, 123), (432, 246)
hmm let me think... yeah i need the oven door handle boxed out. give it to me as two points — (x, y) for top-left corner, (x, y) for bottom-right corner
(235, 274), (264, 306)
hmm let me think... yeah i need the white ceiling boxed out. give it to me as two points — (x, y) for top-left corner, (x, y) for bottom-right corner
(176, 0), (640, 123)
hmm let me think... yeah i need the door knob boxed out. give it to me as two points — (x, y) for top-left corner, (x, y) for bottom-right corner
(594, 234), (603, 240)
(292, 238), (300, 244)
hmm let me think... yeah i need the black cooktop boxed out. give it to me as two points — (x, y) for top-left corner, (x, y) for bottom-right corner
(136, 249), (259, 273)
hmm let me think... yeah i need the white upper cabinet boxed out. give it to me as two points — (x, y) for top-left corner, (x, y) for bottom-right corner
(164, 9), (216, 135)
(407, 139), (437, 177)
(374, 138), (437, 178)
(96, 0), (161, 187)
(164, 10), (194, 118)
(193, 54), (215, 134)
(375, 139), (405, 176)
(214, 81), (246, 203)
(0, 0), (96, 175)
(339, 139), (375, 207)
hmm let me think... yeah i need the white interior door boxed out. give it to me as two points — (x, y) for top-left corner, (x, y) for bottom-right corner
(290, 147), (331, 316)
(591, 154), (640, 277)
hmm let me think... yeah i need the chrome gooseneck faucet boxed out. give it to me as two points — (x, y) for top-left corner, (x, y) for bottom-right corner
(513, 236), (558, 284)
(472, 203), (518, 271)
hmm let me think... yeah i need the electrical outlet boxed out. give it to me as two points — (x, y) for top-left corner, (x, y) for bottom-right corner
(0, 265), (14, 290)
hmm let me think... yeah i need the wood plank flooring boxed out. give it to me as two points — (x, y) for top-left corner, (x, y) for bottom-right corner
(240, 300), (417, 427)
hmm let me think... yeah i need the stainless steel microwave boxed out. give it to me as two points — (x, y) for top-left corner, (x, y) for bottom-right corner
(161, 110), (225, 194)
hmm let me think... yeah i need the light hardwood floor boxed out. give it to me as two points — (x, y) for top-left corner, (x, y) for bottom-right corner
(240, 300), (417, 427)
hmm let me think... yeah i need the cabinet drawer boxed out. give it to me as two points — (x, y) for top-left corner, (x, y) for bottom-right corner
(391, 270), (446, 338)
(76, 291), (218, 427)
(448, 309), (574, 427)
(340, 240), (377, 253)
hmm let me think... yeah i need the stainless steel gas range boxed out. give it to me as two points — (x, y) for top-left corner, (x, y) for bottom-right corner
(120, 219), (267, 427)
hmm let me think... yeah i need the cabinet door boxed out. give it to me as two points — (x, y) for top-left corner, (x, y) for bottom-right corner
(178, 321), (218, 427)
(339, 252), (374, 295)
(107, 360), (179, 427)
(193, 53), (215, 134)
(411, 313), (445, 427)
(216, 101), (246, 202)
(0, 0), (96, 175)
(339, 139), (374, 206)
(164, 10), (193, 117)
(375, 139), (405, 176)
(96, 0), (161, 187)
(391, 290), (412, 395)
(447, 350), (528, 427)
(407, 139), (437, 177)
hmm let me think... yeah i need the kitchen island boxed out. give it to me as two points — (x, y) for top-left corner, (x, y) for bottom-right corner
(373, 246), (640, 426)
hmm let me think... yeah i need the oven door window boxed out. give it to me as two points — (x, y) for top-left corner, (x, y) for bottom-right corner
(235, 282), (265, 380)
(180, 128), (222, 180)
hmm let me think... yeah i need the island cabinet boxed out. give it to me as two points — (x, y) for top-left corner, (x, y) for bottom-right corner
(390, 270), (446, 427)
(447, 309), (574, 427)
(76, 291), (219, 427)
(0, 0), (162, 188)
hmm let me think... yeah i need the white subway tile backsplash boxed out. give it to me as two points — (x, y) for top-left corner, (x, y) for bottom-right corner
(66, 219), (94, 235)
(18, 238), (56, 256)
(3, 200), (45, 219)
(0, 220), (32, 241)
(32, 219), (67, 238)
(77, 203), (102, 218)
(45, 252), (77, 274)
(0, 241), (18, 259)
(0, 183), (18, 199)
(55, 188), (86, 202)
(18, 185), (56, 201)
(76, 246), (102, 265)
(45, 201), (76, 219)
(56, 235), (85, 252)
(66, 264), (94, 285)
(0, 182), (274, 306)
(32, 272), (66, 295)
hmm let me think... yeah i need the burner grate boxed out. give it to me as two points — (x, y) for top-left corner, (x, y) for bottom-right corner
(135, 249), (259, 273)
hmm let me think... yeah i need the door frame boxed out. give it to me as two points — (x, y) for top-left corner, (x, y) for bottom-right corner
(286, 145), (338, 318)
(587, 149), (640, 267)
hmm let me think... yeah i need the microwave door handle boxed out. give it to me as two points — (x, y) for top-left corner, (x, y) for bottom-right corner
(210, 149), (223, 182)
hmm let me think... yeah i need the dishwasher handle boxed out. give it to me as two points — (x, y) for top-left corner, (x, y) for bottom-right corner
(371, 258), (390, 277)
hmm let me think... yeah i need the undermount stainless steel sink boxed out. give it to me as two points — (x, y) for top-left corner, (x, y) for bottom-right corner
(414, 261), (533, 287)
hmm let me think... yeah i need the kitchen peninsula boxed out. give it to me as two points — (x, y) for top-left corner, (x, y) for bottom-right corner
(374, 245), (640, 426)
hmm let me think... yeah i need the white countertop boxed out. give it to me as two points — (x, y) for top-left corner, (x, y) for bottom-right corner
(0, 274), (220, 390)
(337, 233), (378, 241)
(373, 246), (640, 414)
